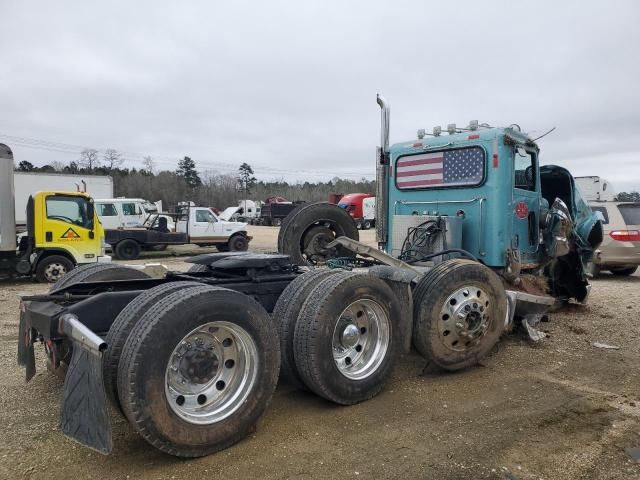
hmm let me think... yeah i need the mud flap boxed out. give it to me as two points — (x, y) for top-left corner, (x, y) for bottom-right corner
(59, 342), (113, 454)
(17, 314), (36, 382)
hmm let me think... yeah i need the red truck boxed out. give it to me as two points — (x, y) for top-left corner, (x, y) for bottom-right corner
(336, 192), (376, 229)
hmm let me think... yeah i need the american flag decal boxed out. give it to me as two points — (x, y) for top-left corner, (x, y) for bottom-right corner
(396, 147), (485, 189)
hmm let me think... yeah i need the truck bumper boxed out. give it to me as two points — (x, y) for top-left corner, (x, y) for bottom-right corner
(17, 305), (113, 454)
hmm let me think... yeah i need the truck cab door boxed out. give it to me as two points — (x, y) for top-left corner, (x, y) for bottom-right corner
(121, 202), (145, 227)
(511, 147), (540, 264)
(95, 202), (119, 229)
(39, 194), (101, 263)
(190, 208), (217, 239)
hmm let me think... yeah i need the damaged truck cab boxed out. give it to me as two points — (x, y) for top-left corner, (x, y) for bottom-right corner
(376, 98), (603, 303)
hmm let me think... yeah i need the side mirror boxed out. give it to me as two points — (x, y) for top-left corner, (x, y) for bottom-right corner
(87, 202), (95, 232)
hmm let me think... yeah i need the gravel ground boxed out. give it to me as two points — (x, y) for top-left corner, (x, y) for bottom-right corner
(0, 226), (639, 479)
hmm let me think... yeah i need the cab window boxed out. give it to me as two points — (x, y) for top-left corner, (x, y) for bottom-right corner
(122, 203), (141, 216)
(514, 148), (536, 191)
(96, 203), (117, 217)
(395, 146), (485, 190)
(46, 195), (93, 229)
(196, 210), (216, 223)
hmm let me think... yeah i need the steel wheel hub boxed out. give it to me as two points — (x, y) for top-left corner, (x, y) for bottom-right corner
(332, 299), (390, 380)
(44, 263), (66, 281)
(439, 286), (491, 352)
(165, 321), (258, 425)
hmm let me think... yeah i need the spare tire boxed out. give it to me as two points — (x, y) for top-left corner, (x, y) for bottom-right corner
(277, 203), (309, 252)
(278, 202), (358, 266)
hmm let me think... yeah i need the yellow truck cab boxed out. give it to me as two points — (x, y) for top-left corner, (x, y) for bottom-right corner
(29, 191), (107, 281)
(0, 144), (109, 282)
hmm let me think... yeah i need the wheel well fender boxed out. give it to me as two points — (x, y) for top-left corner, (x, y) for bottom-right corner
(33, 249), (77, 268)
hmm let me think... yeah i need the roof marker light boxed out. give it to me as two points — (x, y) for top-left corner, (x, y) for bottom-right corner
(417, 129), (425, 139)
(433, 126), (442, 137)
(447, 124), (456, 135)
(469, 120), (478, 131)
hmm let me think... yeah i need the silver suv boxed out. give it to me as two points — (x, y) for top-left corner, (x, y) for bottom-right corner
(589, 201), (640, 276)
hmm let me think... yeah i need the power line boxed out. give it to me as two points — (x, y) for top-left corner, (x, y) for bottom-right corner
(0, 132), (375, 179)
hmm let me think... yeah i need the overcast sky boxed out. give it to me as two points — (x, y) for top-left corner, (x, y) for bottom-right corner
(2, 1), (639, 190)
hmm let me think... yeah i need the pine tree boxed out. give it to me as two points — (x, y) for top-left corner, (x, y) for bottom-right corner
(237, 162), (257, 195)
(176, 156), (202, 188)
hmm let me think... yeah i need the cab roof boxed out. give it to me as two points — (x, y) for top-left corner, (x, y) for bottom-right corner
(389, 126), (538, 157)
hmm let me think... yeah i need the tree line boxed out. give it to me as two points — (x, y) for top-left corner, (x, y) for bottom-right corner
(15, 150), (375, 211)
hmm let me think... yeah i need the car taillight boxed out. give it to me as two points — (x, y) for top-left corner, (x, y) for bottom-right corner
(609, 230), (640, 242)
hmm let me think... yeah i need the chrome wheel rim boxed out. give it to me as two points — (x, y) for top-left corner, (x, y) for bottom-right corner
(438, 286), (491, 352)
(165, 321), (258, 425)
(332, 299), (390, 380)
(44, 262), (67, 282)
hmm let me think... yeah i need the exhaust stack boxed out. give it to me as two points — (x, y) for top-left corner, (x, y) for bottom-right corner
(377, 94), (390, 154)
(375, 95), (390, 249)
(0, 144), (17, 252)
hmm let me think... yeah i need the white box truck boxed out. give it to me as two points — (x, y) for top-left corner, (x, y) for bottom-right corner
(14, 172), (113, 225)
(575, 176), (616, 202)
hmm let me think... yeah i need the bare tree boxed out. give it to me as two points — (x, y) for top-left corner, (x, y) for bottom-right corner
(49, 160), (66, 172)
(103, 148), (123, 170)
(142, 155), (156, 174)
(79, 148), (100, 171)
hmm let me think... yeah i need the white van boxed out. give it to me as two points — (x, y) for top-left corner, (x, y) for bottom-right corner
(95, 198), (151, 229)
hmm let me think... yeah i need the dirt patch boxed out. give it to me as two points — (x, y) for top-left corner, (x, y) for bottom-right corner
(0, 228), (639, 479)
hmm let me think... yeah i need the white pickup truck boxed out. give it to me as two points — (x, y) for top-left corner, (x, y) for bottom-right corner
(104, 204), (251, 260)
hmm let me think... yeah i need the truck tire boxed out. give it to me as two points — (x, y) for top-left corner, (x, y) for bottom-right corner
(187, 264), (210, 273)
(412, 259), (507, 371)
(35, 255), (74, 283)
(114, 239), (141, 260)
(609, 266), (637, 276)
(277, 203), (309, 252)
(51, 263), (150, 292)
(278, 202), (359, 266)
(272, 268), (340, 388)
(293, 272), (401, 405)
(117, 285), (280, 457)
(228, 234), (249, 252)
(103, 281), (203, 411)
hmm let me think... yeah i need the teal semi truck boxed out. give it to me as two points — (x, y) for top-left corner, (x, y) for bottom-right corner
(18, 97), (602, 458)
